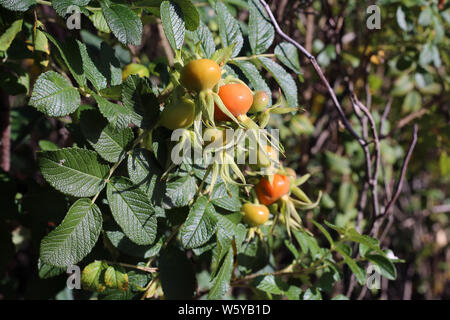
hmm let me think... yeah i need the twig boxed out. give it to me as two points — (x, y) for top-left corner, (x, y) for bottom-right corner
(354, 97), (381, 218)
(369, 124), (419, 237)
(103, 261), (158, 274)
(379, 98), (392, 135)
(259, 0), (365, 146)
(347, 82), (380, 218)
(0, 90), (11, 172)
(382, 108), (427, 139)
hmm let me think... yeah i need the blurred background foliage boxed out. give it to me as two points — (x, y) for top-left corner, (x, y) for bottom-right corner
(0, 0), (448, 299)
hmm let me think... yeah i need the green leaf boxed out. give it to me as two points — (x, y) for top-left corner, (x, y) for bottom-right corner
(338, 181), (358, 212)
(159, 246), (196, 299)
(30, 71), (80, 117)
(40, 198), (102, 267)
(311, 220), (334, 248)
(402, 90), (422, 113)
(210, 45), (234, 65)
(107, 176), (157, 245)
(324, 151), (351, 175)
(38, 259), (65, 279)
(258, 57), (298, 107)
(214, 212), (240, 239)
(77, 40), (108, 91)
(210, 182), (241, 212)
(292, 229), (322, 259)
(366, 254), (397, 280)
(173, 0), (199, 31)
(42, 32), (86, 87)
(38, 148), (109, 197)
(163, 174), (197, 209)
(93, 93), (132, 129)
(284, 239), (299, 259)
(80, 110), (133, 163)
(101, 3), (143, 45)
(335, 245), (366, 285)
(418, 6), (432, 26)
(237, 236), (269, 273)
(325, 220), (345, 234)
(89, 10), (111, 33)
(127, 148), (165, 210)
(210, 232), (231, 275)
(253, 275), (286, 295)
(216, 1), (243, 57)
(392, 74), (414, 97)
(97, 42), (123, 86)
(248, 0), (274, 54)
(105, 222), (163, 258)
(187, 21), (215, 58)
(396, 6), (412, 31)
(292, 228), (309, 254)
(121, 75), (160, 129)
(52, 0), (90, 17)
(0, 19), (22, 51)
(336, 243), (352, 257)
(104, 265), (129, 291)
(419, 43), (440, 67)
(81, 260), (108, 292)
(303, 288), (322, 300)
(332, 294), (349, 300)
(275, 42), (301, 74)
(345, 228), (384, 255)
(208, 248), (233, 299)
(232, 60), (272, 105)
(0, 0), (35, 11)
(160, 1), (185, 51)
(38, 140), (59, 151)
(99, 85), (122, 100)
(180, 196), (218, 249)
(99, 288), (134, 300)
(285, 285), (302, 300)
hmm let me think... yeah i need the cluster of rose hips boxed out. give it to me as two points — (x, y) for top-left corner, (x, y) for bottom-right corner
(123, 58), (317, 233)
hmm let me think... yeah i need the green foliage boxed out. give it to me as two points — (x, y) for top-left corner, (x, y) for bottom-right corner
(40, 198), (102, 267)
(180, 196), (218, 248)
(216, 1), (243, 57)
(101, 3), (143, 45)
(30, 71), (80, 117)
(1, 0), (447, 301)
(160, 1), (185, 51)
(38, 148), (109, 197)
(107, 176), (158, 245)
(80, 110), (134, 163)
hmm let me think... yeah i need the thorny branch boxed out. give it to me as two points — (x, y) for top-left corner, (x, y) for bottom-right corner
(259, 0), (366, 147)
(370, 124), (419, 237)
(259, 0), (420, 298)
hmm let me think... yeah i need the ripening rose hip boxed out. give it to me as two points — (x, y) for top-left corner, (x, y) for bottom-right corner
(249, 91), (269, 113)
(180, 59), (221, 92)
(159, 96), (195, 130)
(255, 174), (290, 205)
(214, 83), (253, 121)
(242, 203), (270, 226)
